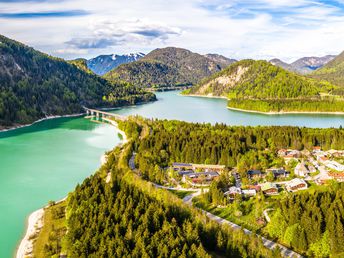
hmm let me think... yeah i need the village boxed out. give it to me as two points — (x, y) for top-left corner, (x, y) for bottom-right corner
(169, 146), (344, 200)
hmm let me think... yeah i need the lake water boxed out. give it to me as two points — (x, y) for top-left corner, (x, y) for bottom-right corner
(112, 91), (344, 128)
(1, 90), (344, 257)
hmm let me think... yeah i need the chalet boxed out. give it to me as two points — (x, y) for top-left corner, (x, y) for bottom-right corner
(294, 162), (309, 177)
(224, 187), (242, 199)
(260, 183), (278, 195)
(313, 146), (322, 153)
(247, 170), (263, 179)
(242, 189), (257, 197)
(285, 178), (308, 192)
(173, 162), (193, 171)
(266, 168), (289, 179)
(191, 164), (225, 173)
(182, 171), (219, 184)
(324, 160), (344, 172)
(329, 172), (344, 182)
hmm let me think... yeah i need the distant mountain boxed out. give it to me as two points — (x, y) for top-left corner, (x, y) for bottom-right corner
(0, 35), (155, 127)
(290, 55), (336, 74)
(104, 47), (233, 88)
(310, 51), (344, 87)
(204, 54), (236, 67)
(269, 58), (293, 71)
(87, 53), (145, 75)
(269, 55), (336, 74)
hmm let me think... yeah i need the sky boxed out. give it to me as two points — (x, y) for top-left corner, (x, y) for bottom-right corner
(1, 0), (344, 62)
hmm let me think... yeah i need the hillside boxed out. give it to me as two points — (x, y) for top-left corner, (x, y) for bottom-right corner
(270, 55), (336, 74)
(186, 59), (343, 113)
(68, 58), (93, 74)
(310, 51), (344, 87)
(104, 47), (232, 88)
(87, 53), (145, 75)
(0, 35), (155, 128)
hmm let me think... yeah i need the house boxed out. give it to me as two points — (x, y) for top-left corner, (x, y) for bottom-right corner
(285, 178), (308, 192)
(324, 160), (344, 172)
(224, 186), (242, 199)
(329, 172), (344, 182)
(247, 170), (263, 179)
(173, 162), (193, 171)
(260, 183), (278, 195)
(182, 171), (219, 184)
(242, 189), (257, 197)
(313, 146), (322, 153)
(294, 162), (309, 177)
(266, 168), (289, 179)
(191, 164), (225, 173)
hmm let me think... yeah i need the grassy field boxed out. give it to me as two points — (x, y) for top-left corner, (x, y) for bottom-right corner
(33, 201), (67, 257)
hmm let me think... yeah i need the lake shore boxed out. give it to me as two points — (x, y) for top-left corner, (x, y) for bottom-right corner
(15, 116), (128, 258)
(0, 113), (84, 133)
(227, 106), (344, 115)
(182, 93), (228, 99)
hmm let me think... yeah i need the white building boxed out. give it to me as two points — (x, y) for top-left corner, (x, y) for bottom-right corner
(286, 178), (308, 192)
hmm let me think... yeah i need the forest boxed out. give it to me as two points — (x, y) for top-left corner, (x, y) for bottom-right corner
(0, 34), (156, 127)
(228, 98), (344, 113)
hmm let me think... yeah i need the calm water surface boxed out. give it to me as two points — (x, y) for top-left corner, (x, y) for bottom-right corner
(112, 91), (344, 128)
(0, 117), (120, 258)
(2, 90), (344, 257)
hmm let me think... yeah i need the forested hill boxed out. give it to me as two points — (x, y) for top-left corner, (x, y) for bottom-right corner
(104, 47), (233, 88)
(0, 35), (155, 128)
(187, 59), (330, 99)
(310, 50), (344, 87)
(67, 58), (93, 74)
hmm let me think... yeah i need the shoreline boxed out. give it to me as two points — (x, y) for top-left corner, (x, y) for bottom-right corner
(181, 93), (228, 99)
(15, 117), (127, 258)
(227, 106), (344, 115)
(0, 113), (84, 133)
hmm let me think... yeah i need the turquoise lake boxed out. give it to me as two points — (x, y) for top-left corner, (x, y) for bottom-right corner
(1, 90), (344, 257)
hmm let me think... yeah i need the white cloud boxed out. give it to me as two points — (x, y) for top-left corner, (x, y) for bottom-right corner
(0, 0), (343, 61)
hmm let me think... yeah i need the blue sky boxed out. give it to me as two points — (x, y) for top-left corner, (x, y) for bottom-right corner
(1, 0), (344, 61)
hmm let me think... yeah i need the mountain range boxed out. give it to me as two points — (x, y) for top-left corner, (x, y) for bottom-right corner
(104, 47), (236, 88)
(87, 53), (145, 75)
(269, 55), (336, 74)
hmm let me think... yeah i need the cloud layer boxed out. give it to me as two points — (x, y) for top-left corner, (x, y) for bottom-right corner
(1, 0), (343, 61)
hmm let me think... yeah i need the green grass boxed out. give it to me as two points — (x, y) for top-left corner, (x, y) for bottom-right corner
(33, 201), (67, 258)
(167, 189), (196, 199)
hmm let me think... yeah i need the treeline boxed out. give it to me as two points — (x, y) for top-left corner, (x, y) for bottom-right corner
(0, 35), (155, 126)
(133, 120), (344, 182)
(228, 98), (344, 113)
(267, 183), (344, 257)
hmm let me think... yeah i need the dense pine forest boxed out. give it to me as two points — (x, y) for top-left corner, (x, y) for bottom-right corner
(0, 35), (155, 127)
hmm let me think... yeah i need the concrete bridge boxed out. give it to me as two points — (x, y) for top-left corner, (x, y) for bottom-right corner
(83, 107), (127, 121)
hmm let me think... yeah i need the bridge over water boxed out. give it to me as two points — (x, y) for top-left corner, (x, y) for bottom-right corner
(84, 107), (127, 121)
